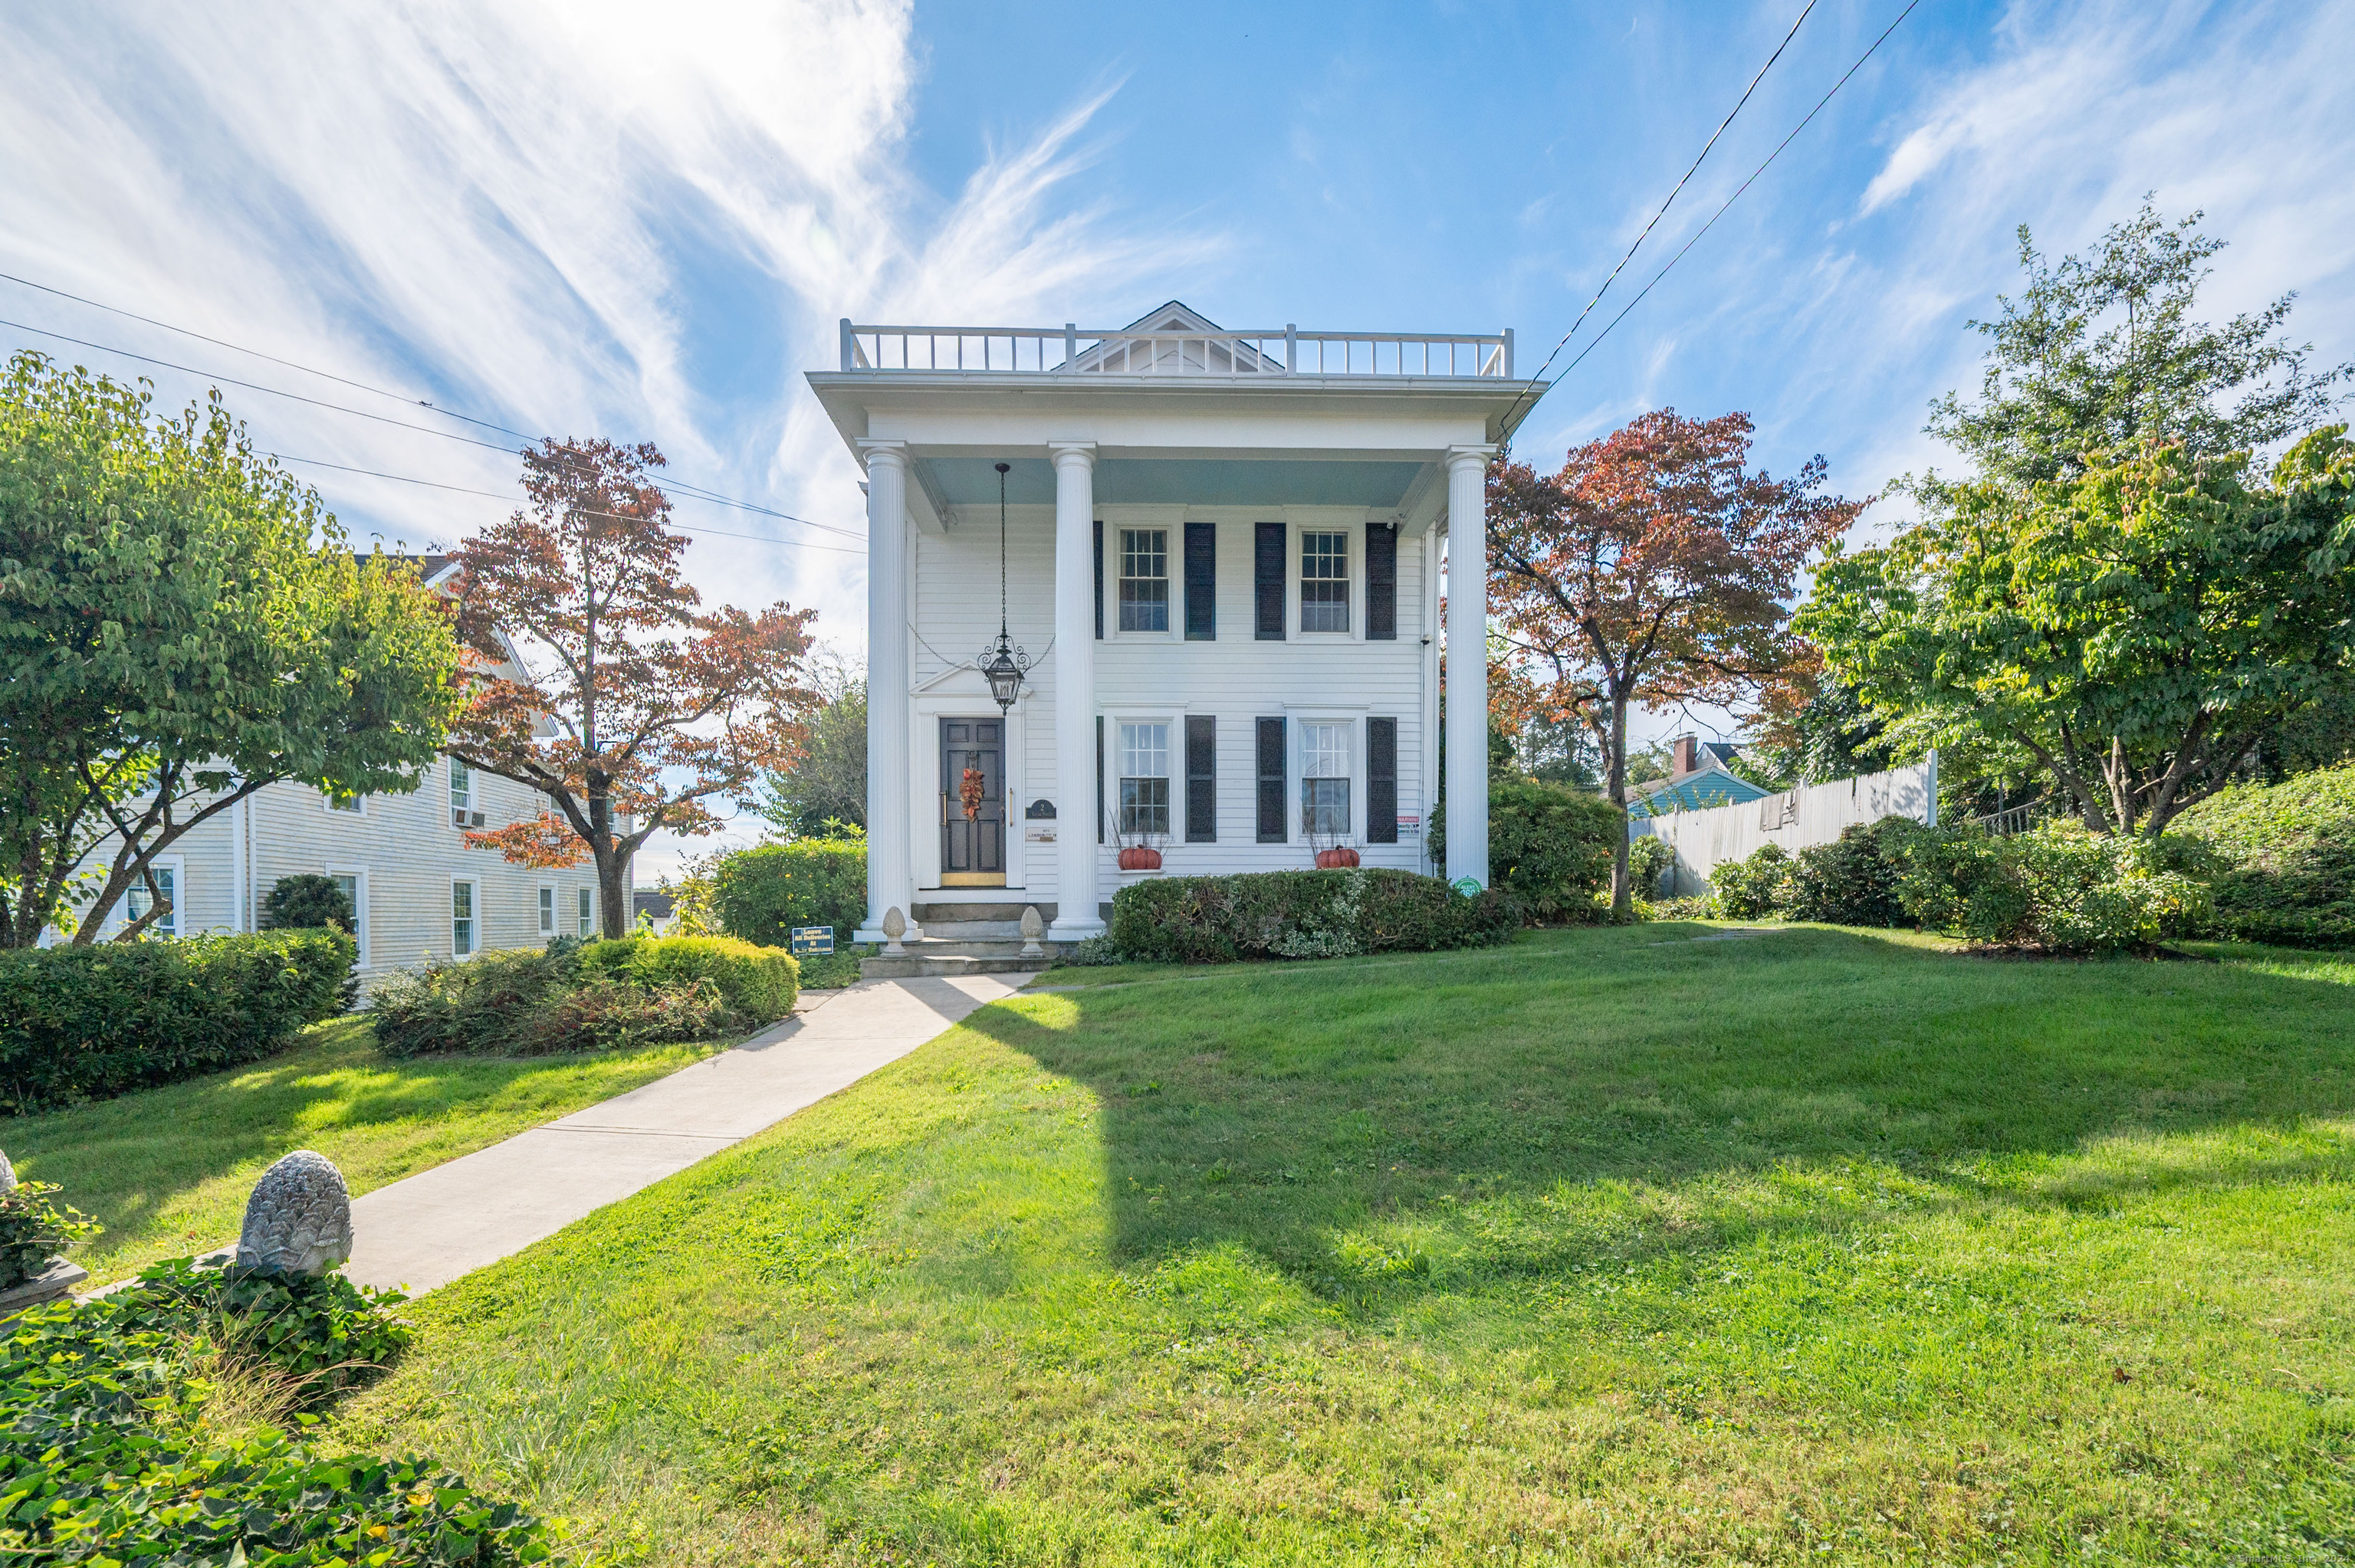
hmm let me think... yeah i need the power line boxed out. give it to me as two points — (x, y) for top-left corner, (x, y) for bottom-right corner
(0, 280), (865, 541)
(1554, 0), (1924, 382)
(1496, 0), (1823, 438)
(269, 452), (867, 556)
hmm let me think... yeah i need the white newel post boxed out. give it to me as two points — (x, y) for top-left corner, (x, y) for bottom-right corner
(1047, 441), (1103, 940)
(857, 441), (915, 943)
(1444, 444), (1494, 890)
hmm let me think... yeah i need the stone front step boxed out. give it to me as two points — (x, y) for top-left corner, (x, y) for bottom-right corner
(912, 901), (1056, 925)
(918, 920), (1025, 940)
(859, 953), (1053, 980)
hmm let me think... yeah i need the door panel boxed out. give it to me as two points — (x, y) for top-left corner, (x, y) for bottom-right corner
(940, 717), (1007, 884)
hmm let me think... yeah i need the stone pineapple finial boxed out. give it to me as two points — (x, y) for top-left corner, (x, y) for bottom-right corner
(235, 1150), (353, 1277)
(1019, 905), (1045, 958)
(881, 906), (907, 956)
(0, 1150), (15, 1193)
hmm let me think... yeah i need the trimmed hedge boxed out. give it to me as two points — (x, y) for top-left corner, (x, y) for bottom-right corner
(0, 929), (356, 1113)
(578, 933), (799, 1022)
(1429, 779), (1624, 921)
(713, 838), (867, 947)
(2175, 764), (2355, 946)
(369, 945), (580, 1058)
(1108, 869), (1516, 964)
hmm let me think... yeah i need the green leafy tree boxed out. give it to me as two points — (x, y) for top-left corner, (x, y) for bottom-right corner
(1802, 430), (2355, 837)
(752, 646), (865, 838)
(261, 874), (356, 933)
(0, 353), (463, 944)
(1921, 202), (2347, 497)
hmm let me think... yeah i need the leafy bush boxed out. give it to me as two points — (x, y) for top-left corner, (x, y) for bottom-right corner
(1710, 841), (1792, 920)
(518, 975), (730, 1054)
(578, 933), (798, 1022)
(2174, 764), (2355, 946)
(1883, 822), (2030, 942)
(1627, 832), (1676, 897)
(370, 944), (583, 1058)
(1784, 820), (1909, 927)
(0, 928), (356, 1113)
(0, 1179), (100, 1291)
(712, 837), (867, 947)
(1108, 869), (1516, 964)
(261, 872), (355, 933)
(2007, 825), (2212, 952)
(0, 1260), (553, 1563)
(1430, 780), (1623, 921)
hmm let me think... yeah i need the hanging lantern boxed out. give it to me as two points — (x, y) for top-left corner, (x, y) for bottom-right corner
(975, 460), (1032, 714)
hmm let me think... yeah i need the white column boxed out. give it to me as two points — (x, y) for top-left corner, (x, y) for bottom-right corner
(856, 441), (915, 942)
(1444, 445), (1494, 890)
(1047, 441), (1103, 940)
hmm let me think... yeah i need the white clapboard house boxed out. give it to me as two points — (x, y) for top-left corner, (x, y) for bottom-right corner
(56, 556), (621, 986)
(809, 302), (1540, 956)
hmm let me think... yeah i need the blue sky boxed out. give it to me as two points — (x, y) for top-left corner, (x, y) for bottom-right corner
(3, 0), (2348, 871)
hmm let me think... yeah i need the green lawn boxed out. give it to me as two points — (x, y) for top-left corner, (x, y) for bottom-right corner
(328, 924), (2355, 1565)
(8, 1017), (721, 1285)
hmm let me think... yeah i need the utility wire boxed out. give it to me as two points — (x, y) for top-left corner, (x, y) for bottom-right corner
(268, 452), (867, 556)
(0, 283), (865, 541)
(1496, 0), (1822, 438)
(1555, 0), (1924, 381)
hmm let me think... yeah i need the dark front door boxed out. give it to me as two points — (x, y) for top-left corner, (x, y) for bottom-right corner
(940, 717), (1006, 885)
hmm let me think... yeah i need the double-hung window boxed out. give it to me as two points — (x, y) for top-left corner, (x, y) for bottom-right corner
(1301, 721), (1352, 837)
(1118, 529), (1169, 632)
(452, 880), (478, 957)
(1300, 530), (1350, 632)
(326, 791), (366, 814)
(576, 886), (594, 936)
(450, 757), (480, 827)
(126, 864), (178, 937)
(330, 871), (366, 964)
(1117, 722), (1171, 838)
(537, 885), (556, 936)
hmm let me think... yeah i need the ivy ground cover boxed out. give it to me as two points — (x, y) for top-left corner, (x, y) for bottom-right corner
(10, 1016), (721, 1285)
(332, 927), (2355, 1565)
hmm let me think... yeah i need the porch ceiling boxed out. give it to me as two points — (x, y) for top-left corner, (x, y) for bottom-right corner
(921, 456), (1426, 509)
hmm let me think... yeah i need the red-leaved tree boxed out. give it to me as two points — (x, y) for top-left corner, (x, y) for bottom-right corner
(448, 438), (816, 937)
(1489, 409), (1865, 914)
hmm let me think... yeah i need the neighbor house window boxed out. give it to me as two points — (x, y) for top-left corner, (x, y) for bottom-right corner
(1301, 721), (1352, 836)
(450, 757), (478, 826)
(125, 864), (178, 937)
(1300, 530), (1350, 632)
(576, 886), (594, 936)
(326, 791), (366, 813)
(1118, 529), (1169, 632)
(330, 871), (366, 964)
(452, 880), (478, 957)
(537, 885), (555, 936)
(1117, 721), (1171, 837)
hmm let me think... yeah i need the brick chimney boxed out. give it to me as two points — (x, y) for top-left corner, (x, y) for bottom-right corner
(1670, 734), (1703, 779)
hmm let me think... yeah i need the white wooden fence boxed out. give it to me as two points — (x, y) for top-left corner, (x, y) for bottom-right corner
(1633, 755), (1939, 897)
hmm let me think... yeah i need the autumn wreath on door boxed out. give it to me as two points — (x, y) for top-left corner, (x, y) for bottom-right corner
(960, 766), (987, 822)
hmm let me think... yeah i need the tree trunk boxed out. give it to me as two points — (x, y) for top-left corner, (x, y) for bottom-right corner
(1607, 692), (1634, 920)
(599, 851), (630, 939)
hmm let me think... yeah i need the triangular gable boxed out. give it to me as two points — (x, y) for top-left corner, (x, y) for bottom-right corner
(1626, 765), (1772, 818)
(1066, 300), (1282, 374)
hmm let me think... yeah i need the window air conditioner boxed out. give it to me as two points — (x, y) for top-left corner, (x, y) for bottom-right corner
(454, 809), (485, 828)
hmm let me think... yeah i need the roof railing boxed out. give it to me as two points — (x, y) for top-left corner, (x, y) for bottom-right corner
(837, 320), (1514, 378)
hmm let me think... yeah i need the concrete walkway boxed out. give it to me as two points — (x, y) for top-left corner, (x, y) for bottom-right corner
(341, 973), (1033, 1294)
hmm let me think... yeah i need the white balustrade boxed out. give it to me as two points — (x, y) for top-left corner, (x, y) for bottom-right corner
(837, 320), (1514, 378)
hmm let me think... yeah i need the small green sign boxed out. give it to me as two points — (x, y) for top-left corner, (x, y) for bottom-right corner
(1450, 877), (1483, 897)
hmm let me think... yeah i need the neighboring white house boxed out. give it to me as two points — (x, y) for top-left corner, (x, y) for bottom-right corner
(808, 302), (1540, 941)
(56, 557), (624, 985)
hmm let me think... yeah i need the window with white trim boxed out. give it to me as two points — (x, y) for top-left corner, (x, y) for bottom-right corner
(450, 757), (481, 827)
(329, 871), (366, 964)
(325, 790), (366, 814)
(1118, 529), (1169, 632)
(576, 886), (594, 936)
(452, 880), (478, 957)
(1300, 530), (1350, 632)
(126, 864), (179, 937)
(1116, 721), (1171, 837)
(1301, 721), (1352, 836)
(537, 884), (556, 936)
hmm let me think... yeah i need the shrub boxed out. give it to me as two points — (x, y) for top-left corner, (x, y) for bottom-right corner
(713, 837), (867, 947)
(1627, 832), (1676, 897)
(2008, 825), (2211, 953)
(1108, 869), (1516, 964)
(0, 1180), (100, 1291)
(2174, 764), (2355, 946)
(0, 1261), (553, 1563)
(1429, 780), (1622, 921)
(1784, 820), (1908, 927)
(577, 933), (798, 1022)
(1884, 823), (2030, 942)
(1710, 841), (1792, 920)
(369, 944), (583, 1058)
(518, 976), (731, 1054)
(260, 873), (355, 933)
(0, 928), (356, 1113)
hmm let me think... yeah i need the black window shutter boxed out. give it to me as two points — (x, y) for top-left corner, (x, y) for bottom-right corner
(1253, 522), (1285, 640)
(1185, 715), (1216, 842)
(1093, 520), (1104, 640)
(1095, 715), (1105, 844)
(1368, 717), (1398, 844)
(1256, 717), (1286, 841)
(1184, 523), (1216, 641)
(1366, 523), (1398, 641)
